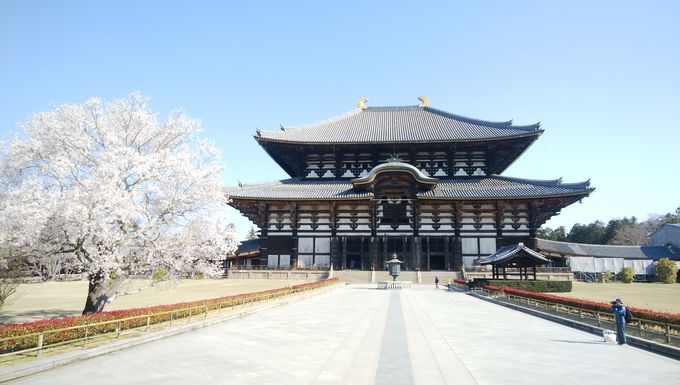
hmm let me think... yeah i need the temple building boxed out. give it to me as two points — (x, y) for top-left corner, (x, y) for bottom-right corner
(226, 97), (594, 271)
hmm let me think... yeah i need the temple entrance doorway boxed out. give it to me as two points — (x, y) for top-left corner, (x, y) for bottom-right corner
(423, 237), (447, 270)
(346, 255), (361, 269)
(429, 255), (445, 270)
(343, 237), (369, 270)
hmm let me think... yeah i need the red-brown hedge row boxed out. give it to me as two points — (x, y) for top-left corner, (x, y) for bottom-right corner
(484, 284), (680, 325)
(0, 278), (338, 353)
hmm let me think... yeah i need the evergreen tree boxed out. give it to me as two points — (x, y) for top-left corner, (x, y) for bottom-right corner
(246, 226), (258, 240)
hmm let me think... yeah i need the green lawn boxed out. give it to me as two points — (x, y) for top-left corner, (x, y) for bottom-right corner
(559, 282), (680, 313)
(1, 279), (306, 325)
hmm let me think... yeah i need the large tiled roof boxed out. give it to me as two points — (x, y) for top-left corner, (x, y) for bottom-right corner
(256, 106), (542, 144)
(536, 239), (680, 260)
(649, 223), (680, 238)
(225, 175), (592, 201)
(479, 243), (550, 264)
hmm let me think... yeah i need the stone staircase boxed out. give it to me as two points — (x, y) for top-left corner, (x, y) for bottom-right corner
(332, 270), (462, 284)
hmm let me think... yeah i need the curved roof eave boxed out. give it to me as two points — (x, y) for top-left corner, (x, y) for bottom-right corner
(253, 130), (544, 145)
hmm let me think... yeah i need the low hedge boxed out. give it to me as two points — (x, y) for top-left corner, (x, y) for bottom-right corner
(466, 279), (571, 292)
(0, 278), (339, 354)
(484, 284), (680, 325)
(485, 280), (572, 293)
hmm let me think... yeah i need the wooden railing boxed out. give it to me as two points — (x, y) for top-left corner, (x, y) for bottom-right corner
(462, 284), (680, 347)
(464, 266), (572, 273)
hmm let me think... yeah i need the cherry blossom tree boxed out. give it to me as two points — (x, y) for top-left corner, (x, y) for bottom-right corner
(0, 93), (238, 313)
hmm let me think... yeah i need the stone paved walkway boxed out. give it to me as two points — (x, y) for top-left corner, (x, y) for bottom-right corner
(8, 285), (680, 384)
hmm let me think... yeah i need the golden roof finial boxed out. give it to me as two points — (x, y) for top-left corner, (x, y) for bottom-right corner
(358, 97), (368, 110)
(418, 96), (429, 108)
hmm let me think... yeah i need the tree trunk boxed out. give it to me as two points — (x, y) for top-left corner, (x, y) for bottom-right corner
(82, 270), (109, 314)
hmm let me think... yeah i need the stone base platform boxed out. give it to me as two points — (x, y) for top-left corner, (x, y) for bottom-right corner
(377, 281), (412, 289)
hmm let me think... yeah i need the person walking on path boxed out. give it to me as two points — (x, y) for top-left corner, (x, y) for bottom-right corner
(610, 298), (627, 345)
(434, 276), (440, 290)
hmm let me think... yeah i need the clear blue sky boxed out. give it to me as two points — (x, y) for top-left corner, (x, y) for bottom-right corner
(2, 1), (679, 239)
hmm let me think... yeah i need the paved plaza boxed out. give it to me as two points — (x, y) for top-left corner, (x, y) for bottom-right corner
(8, 284), (680, 385)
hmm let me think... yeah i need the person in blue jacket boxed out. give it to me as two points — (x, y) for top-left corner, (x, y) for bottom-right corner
(610, 298), (627, 345)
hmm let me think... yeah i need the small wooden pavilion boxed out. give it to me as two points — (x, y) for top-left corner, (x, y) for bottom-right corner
(479, 242), (550, 280)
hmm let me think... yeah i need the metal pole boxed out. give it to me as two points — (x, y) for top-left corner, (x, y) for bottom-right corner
(37, 333), (44, 357)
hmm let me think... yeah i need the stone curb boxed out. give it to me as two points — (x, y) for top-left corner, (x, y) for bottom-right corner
(468, 291), (680, 361)
(0, 285), (339, 383)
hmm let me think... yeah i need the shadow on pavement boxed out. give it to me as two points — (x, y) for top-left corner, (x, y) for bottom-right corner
(551, 339), (606, 345)
(0, 309), (78, 325)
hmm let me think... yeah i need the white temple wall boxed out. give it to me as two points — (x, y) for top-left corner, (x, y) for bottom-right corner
(568, 256), (655, 275)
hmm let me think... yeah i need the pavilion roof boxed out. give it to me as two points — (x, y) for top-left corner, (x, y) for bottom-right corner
(478, 243), (550, 265)
(225, 175), (593, 201)
(536, 239), (680, 260)
(255, 105), (542, 144)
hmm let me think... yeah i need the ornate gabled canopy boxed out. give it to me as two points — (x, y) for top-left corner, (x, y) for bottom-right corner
(351, 158), (438, 192)
(479, 243), (550, 265)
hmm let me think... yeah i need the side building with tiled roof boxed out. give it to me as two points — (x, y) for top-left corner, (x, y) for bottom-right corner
(649, 223), (680, 249)
(226, 97), (594, 271)
(535, 238), (680, 280)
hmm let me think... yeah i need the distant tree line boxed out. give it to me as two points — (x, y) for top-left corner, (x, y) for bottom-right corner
(539, 206), (680, 245)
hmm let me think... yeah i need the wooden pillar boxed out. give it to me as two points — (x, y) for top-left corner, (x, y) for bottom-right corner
(444, 236), (450, 271)
(413, 236), (421, 271)
(334, 147), (342, 179)
(330, 202), (338, 238)
(412, 200), (420, 237)
(370, 200), (377, 238)
(330, 203), (340, 269)
(447, 146), (454, 177)
(369, 237), (379, 271)
(382, 236), (388, 261)
(495, 202), (504, 250)
(341, 236), (347, 270)
(528, 202), (539, 250)
(368, 200), (378, 271)
(533, 265), (537, 281)
(426, 237), (431, 271)
(330, 237), (339, 269)
(452, 203), (463, 270)
(290, 203), (298, 267)
(258, 203), (269, 266)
